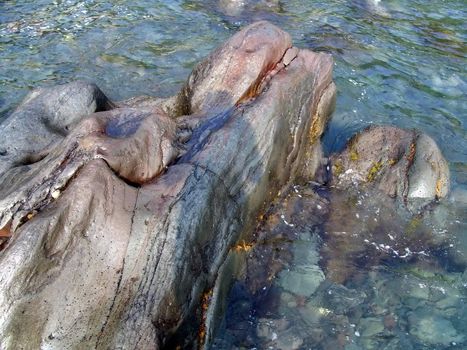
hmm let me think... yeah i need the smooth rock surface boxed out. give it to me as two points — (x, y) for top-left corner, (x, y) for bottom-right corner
(277, 266), (325, 297)
(174, 20), (292, 116)
(0, 81), (113, 176)
(0, 107), (181, 233)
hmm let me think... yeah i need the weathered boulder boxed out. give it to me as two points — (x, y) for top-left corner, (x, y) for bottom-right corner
(0, 21), (335, 349)
(0, 81), (114, 176)
(322, 125), (451, 283)
(330, 125), (450, 211)
(0, 107), (183, 236)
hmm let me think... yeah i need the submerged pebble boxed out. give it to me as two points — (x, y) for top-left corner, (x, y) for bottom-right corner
(408, 309), (465, 346)
(277, 265), (324, 297)
(359, 317), (384, 338)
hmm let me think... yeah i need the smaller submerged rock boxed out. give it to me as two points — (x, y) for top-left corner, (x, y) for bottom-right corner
(359, 317), (385, 338)
(256, 318), (304, 350)
(330, 125), (450, 211)
(277, 265), (325, 298)
(408, 308), (465, 346)
(319, 283), (367, 315)
(218, 0), (282, 17)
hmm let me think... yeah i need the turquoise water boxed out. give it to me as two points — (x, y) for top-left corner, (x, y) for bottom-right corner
(1, 1), (466, 349)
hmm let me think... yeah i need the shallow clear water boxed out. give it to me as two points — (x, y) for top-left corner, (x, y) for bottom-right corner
(0, 0), (466, 349)
(212, 184), (466, 349)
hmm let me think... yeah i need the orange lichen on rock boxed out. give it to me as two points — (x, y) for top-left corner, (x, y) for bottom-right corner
(0, 221), (12, 238)
(435, 178), (444, 198)
(198, 289), (213, 346)
(232, 240), (254, 252)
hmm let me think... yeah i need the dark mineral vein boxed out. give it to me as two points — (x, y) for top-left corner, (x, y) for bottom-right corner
(176, 106), (236, 163)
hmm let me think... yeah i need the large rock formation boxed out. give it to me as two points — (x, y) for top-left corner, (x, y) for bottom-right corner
(0, 21), (336, 349)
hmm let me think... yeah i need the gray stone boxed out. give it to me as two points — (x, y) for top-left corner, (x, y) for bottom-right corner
(408, 309), (465, 346)
(0, 81), (113, 176)
(407, 134), (449, 200)
(277, 265), (325, 297)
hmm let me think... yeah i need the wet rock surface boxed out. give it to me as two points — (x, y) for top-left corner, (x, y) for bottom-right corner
(0, 21), (335, 349)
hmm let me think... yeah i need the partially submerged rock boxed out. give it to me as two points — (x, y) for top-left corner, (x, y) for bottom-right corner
(330, 125), (450, 211)
(217, 0), (283, 18)
(322, 126), (451, 283)
(326, 126), (459, 278)
(0, 21), (335, 349)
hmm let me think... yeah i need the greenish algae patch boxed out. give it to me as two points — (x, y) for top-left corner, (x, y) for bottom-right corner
(366, 161), (383, 182)
(99, 53), (156, 69)
(405, 216), (421, 235)
(402, 266), (458, 284)
(333, 159), (344, 177)
(350, 149), (359, 161)
(347, 134), (360, 162)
